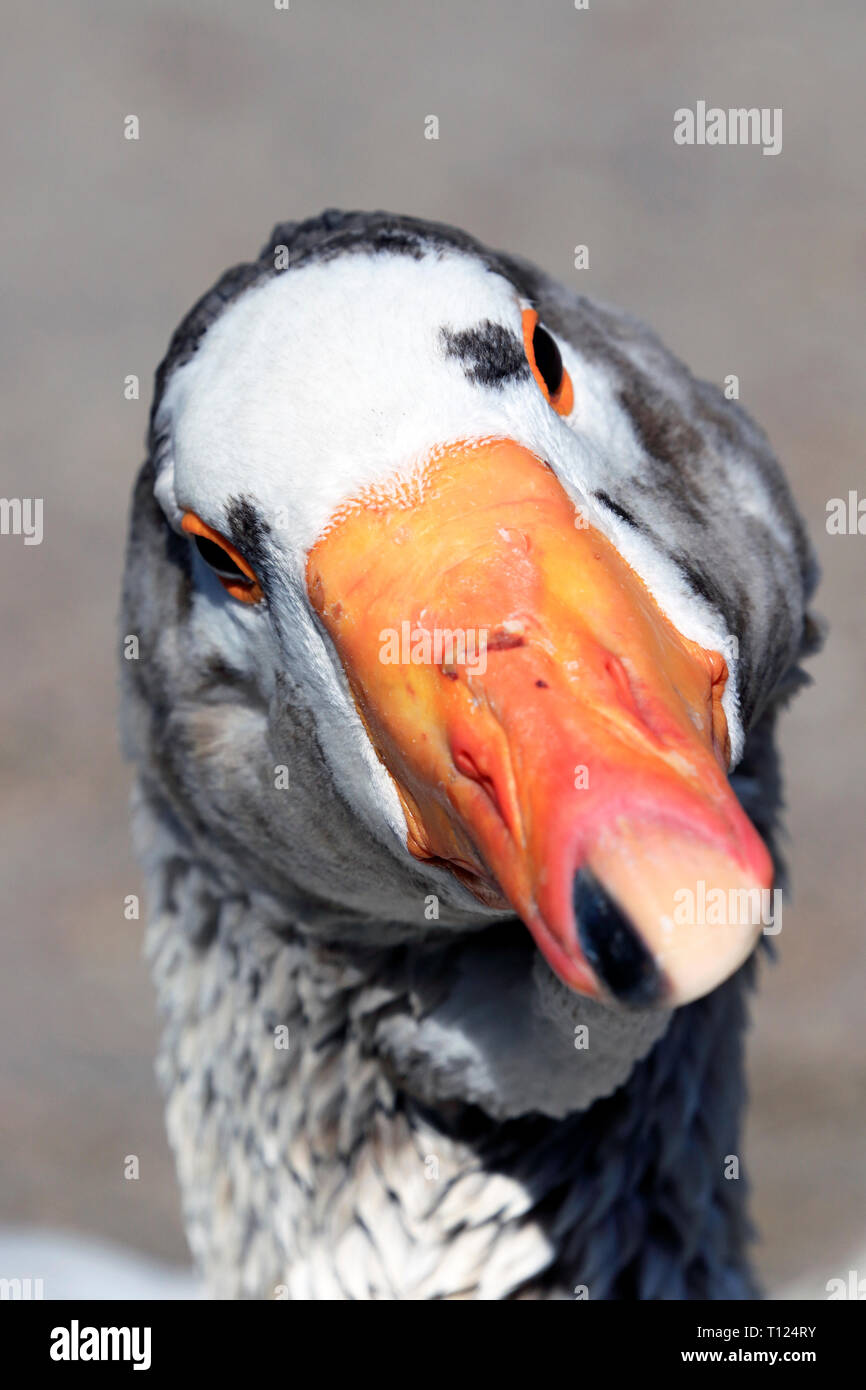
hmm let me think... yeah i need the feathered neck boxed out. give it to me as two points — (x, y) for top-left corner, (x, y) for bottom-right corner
(143, 806), (758, 1300)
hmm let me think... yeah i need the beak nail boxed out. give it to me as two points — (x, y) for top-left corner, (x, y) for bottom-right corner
(574, 868), (666, 1008)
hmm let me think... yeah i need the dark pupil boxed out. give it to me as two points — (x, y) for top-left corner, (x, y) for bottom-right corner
(532, 323), (563, 397)
(194, 533), (247, 581)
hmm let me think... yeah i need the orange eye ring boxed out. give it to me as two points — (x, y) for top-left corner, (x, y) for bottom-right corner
(522, 308), (574, 417)
(181, 511), (264, 604)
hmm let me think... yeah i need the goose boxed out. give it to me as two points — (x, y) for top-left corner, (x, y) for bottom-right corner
(121, 209), (819, 1300)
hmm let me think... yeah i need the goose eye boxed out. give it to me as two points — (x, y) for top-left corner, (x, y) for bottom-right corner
(181, 511), (264, 605)
(521, 308), (574, 417)
(532, 324), (563, 397)
(193, 533), (246, 580)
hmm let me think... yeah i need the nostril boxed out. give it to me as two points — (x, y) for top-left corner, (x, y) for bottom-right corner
(453, 748), (504, 820)
(604, 653), (640, 716)
(602, 652), (667, 747)
(573, 868), (665, 1007)
(453, 748), (479, 780)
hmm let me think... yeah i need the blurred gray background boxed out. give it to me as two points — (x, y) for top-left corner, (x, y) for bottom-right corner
(1, 0), (863, 1296)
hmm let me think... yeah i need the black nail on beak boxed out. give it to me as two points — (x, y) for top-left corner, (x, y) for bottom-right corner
(573, 868), (666, 1008)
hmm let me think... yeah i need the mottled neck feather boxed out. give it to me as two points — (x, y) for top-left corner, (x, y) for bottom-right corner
(142, 798), (759, 1301)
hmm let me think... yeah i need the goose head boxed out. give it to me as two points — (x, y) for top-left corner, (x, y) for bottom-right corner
(125, 211), (817, 1107)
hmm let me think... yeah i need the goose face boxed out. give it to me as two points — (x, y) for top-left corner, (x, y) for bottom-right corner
(147, 233), (784, 1010)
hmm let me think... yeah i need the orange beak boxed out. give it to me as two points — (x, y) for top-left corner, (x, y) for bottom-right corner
(307, 440), (773, 1007)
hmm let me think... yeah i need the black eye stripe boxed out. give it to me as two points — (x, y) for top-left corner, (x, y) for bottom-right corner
(193, 533), (249, 582)
(440, 320), (530, 389)
(532, 323), (564, 397)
